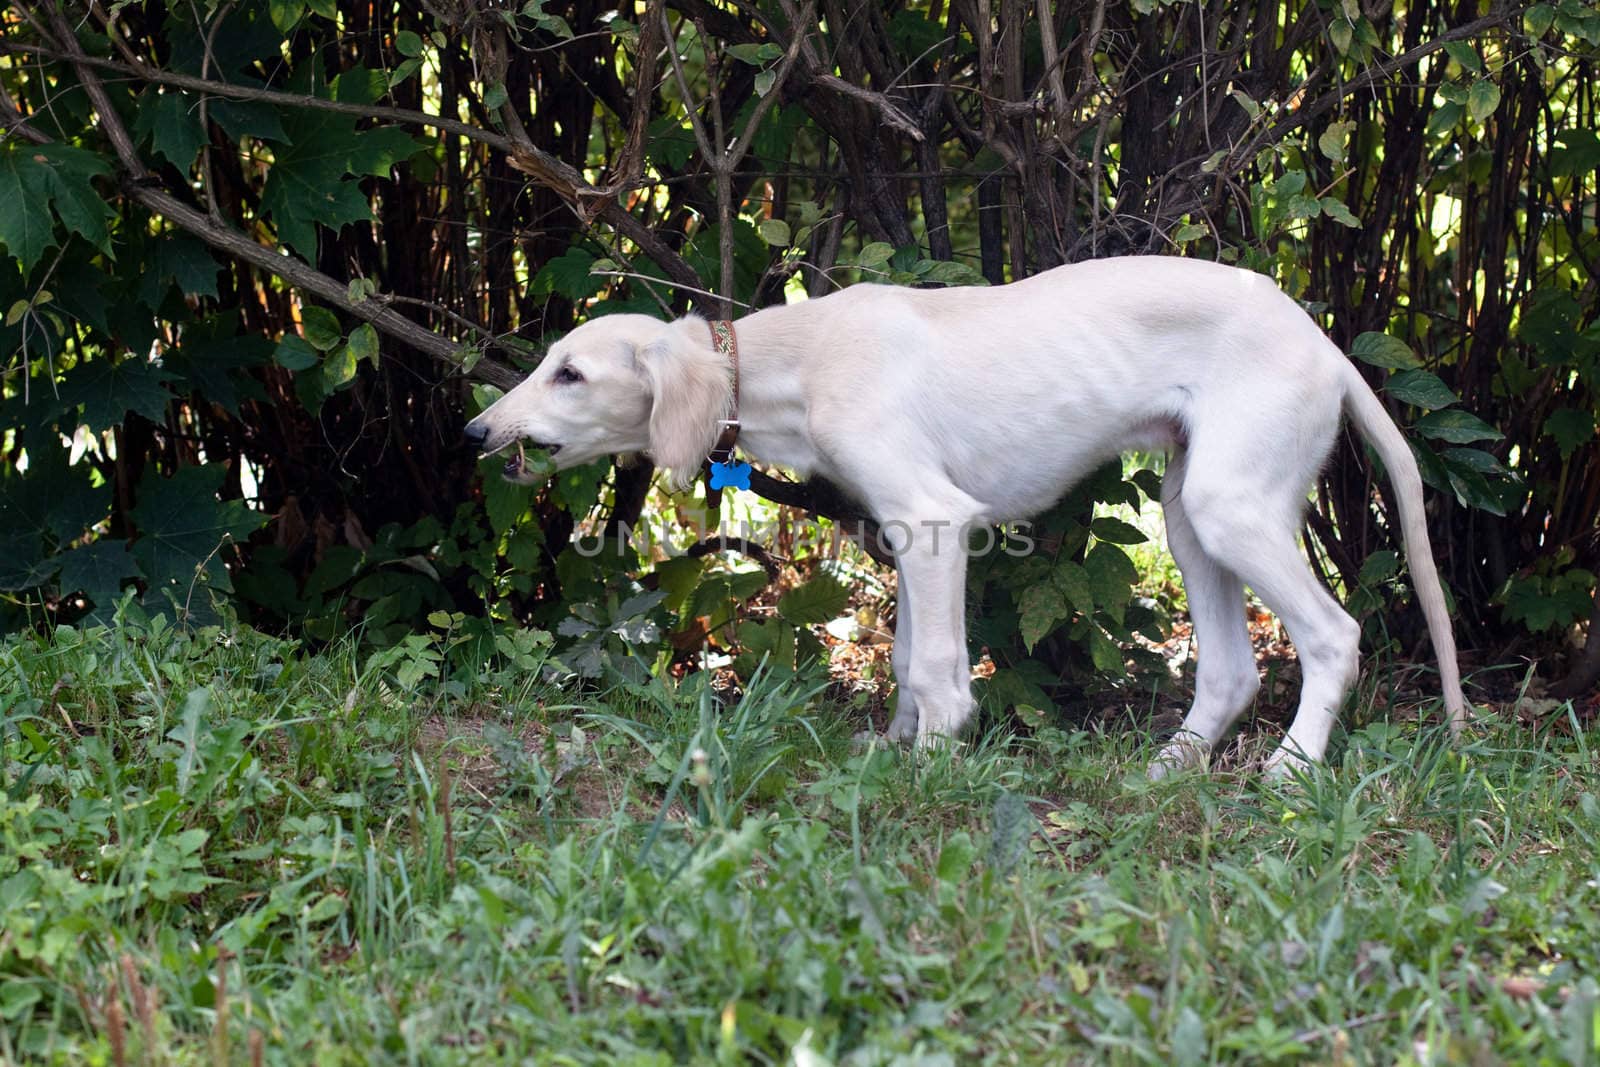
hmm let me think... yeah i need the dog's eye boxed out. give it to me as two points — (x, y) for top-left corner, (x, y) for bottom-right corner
(555, 365), (584, 384)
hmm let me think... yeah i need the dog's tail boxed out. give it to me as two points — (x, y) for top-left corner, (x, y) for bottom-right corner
(1338, 356), (1468, 734)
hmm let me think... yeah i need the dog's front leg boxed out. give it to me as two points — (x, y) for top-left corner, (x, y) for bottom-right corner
(888, 522), (975, 746)
(887, 559), (920, 741)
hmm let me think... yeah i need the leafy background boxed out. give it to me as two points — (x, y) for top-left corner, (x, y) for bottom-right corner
(1, 0), (1598, 704)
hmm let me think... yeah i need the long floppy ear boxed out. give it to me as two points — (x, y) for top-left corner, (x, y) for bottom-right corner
(635, 318), (733, 488)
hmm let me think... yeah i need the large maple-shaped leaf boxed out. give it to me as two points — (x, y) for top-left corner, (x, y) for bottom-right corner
(133, 89), (207, 171)
(0, 145), (116, 273)
(0, 145), (57, 271)
(58, 540), (143, 623)
(167, 313), (272, 415)
(37, 146), (116, 256)
(259, 70), (427, 258)
(58, 356), (175, 431)
(52, 252), (113, 335)
(130, 466), (265, 599)
(0, 529), (57, 592)
(0, 444), (110, 544)
(209, 98), (289, 143)
(138, 234), (222, 305)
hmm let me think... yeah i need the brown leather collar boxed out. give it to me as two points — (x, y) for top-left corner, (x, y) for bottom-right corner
(707, 319), (740, 463)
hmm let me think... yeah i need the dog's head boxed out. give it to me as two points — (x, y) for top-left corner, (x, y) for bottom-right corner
(462, 313), (732, 488)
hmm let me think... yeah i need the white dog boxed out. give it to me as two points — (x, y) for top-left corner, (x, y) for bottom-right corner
(465, 256), (1465, 776)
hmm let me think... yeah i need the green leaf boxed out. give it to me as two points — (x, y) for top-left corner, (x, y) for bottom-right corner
(758, 218), (791, 247)
(481, 457), (530, 534)
(1468, 80), (1501, 123)
(346, 126), (422, 178)
(389, 58), (423, 87)
(1083, 544), (1137, 625)
(1443, 40), (1483, 72)
(1173, 221), (1207, 242)
(726, 43), (783, 64)
(776, 574), (851, 625)
(1284, 194), (1323, 220)
(134, 89), (206, 171)
(347, 323), (380, 368)
(920, 260), (989, 286)
(1385, 369), (1459, 410)
(689, 569), (770, 620)
(396, 29), (423, 56)
(1350, 332), (1422, 369)
(129, 465), (266, 598)
(274, 333), (319, 371)
(1329, 18), (1353, 53)
(1130, 468), (1163, 501)
(1358, 549), (1399, 585)
(139, 234), (221, 304)
(646, 117), (697, 170)
(1440, 454), (1507, 516)
(1317, 120), (1355, 162)
(58, 541), (143, 623)
(935, 832), (976, 885)
(1087, 623), (1125, 674)
(0, 529), (56, 592)
(1544, 408), (1595, 459)
(1018, 582), (1070, 652)
(979, 666), (1055, 716)
(36, 146), (115, 256)
(301, 307), (343, 350)
(1550, 130), (1600, 178)
(321, 343), (357, 391)
(1524, 3), (1555, 38)
(0, 444), (110, 543)
(167, 313), (272, 415)
(1426, 100), (1463, 138)
(259, 73), (423, 258)
(268, 0), (305, 31)
(1415, 409), (1503, 445)
(209, 99), (289, 143)
(484, 83), (509, 111)
(1442, 446), (1506, 475)
(1321, 198), (1361, 228)
(1054, 560), (1093, 614)
(532, 247), (604, 301)
(1518, 288), (1597, 365)
(0, 146), (59, 271)
(1090, 516), (1148, 546)
(58, 358), (175, 430)
(533, 12), (574, 39)
(856, 242), (894, 268)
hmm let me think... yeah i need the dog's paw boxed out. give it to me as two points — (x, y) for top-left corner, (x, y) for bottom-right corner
(886, 711), (919, 744)
(851, 729), (913, 753)
(1148, 735), (1209, 781)
(1261, 745), (1311, 782)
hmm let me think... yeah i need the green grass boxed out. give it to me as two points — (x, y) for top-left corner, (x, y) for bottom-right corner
(2, 618), (1597, 1065)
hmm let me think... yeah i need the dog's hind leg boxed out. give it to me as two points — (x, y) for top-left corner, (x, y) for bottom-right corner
(1148, 450), (1262, 779)
(1179, 437), (1361, 776)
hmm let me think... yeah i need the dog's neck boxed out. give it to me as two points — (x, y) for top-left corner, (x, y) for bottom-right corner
(710, 303), (826, 477)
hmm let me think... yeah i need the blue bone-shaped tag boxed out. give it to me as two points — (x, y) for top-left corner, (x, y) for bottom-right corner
(709, 460), (751, 491)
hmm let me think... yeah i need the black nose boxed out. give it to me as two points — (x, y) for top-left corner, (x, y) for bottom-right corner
(462, 421), (488, 448)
